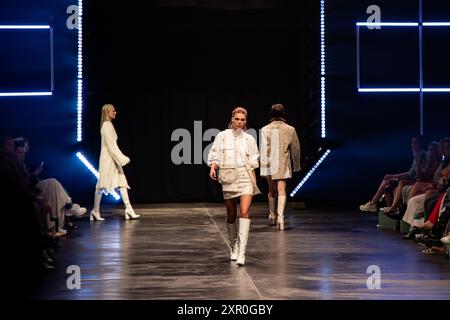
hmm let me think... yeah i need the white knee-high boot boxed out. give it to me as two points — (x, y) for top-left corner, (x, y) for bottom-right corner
(120, 187), (140, 219)
(268, 195), (277, 226)
(90, 189), (105, 221)
(237, 218), (251, 266)
(277, 195), (287, 230)
(227, 222), (239, 261)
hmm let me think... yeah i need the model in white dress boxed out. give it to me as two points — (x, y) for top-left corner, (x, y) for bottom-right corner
(90, 104), (140, 221)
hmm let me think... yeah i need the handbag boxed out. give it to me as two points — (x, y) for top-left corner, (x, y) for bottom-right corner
(218, 167), (238, 184)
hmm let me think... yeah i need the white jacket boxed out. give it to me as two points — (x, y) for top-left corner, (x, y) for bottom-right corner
(96, 121), (130, 194)
(208, 129), (259, 169)
(208, 129), (259, 192)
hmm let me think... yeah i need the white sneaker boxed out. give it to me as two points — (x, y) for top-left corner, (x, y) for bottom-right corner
(441, 234), (450, 244)
(359, 201), (377, 212)
(380, 207), (400, 214)
(65, 204), (87, 217)
(57, 228), (67, 236)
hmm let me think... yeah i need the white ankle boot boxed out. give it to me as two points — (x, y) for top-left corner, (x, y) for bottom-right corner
(90, 209), (105, 221)
(125, 207), (140, 220)
(277, 196), (286, 230)
(227, 222), (239, 260)
(237, 218), (251, 266)
(268, 195), (277, 226)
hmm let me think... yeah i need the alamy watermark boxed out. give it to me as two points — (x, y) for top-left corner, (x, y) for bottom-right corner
(170, 121), (280, 173)
(366, 5), (381, 29)
(66, 5), (79, 30)
(366, 265), (381, 290)
(66, 265), (81, 290)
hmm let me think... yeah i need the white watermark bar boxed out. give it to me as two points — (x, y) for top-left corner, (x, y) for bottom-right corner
(0, 25), (50, 29)
(356, 22), (418, 27)
(0, 92), (53, 96)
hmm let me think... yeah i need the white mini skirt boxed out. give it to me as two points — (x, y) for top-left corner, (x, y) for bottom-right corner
(223, 166), (254, 200)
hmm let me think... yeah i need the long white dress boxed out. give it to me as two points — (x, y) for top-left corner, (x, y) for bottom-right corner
(96, 121), (130, 194)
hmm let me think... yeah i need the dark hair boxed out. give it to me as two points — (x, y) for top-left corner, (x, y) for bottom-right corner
(270, 103), (286, 121)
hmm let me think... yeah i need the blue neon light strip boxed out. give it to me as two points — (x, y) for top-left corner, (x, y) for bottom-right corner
(77, 0), (83, 142)
(423, 22), (450, 26)
(359, 88), (450, 93)
(0, 25), (50, 29)
(0, 92), (53, 96)
(76, 152), (121, 200)
(320, 0), (326, 138)
(357, 22), (450, 27)
(290, 150), (331, 197)
(359, 88), (420, 92)
(356, 22), (418, 27)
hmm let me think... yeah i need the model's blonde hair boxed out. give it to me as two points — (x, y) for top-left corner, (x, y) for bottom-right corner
(100, 104), (114, 128)
(228, 106), (248, 130)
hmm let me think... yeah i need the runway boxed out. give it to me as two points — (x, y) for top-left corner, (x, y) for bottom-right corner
(36, 203), (450, 300)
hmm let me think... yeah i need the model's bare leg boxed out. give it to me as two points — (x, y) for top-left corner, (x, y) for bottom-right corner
(276, 180), (287, 230)
(266, 176), (277, 225)
(224, 198), (238, 223)
(225, 198), (239, 261)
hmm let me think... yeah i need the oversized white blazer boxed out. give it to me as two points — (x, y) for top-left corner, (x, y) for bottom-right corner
(96, 121), (130, 194)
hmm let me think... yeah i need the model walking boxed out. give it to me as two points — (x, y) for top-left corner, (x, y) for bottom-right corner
(260, 104), (301, 230)
(208, 107), (260, 266)
(90, 104), (140, 221)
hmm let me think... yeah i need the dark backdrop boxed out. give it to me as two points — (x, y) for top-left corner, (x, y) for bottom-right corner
(1, 1), (449, 207)
(82, 1), (320, 203)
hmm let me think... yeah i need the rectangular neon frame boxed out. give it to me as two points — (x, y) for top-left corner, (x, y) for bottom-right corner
(0, 25), (54, 97)
(356, 21), (450, 93)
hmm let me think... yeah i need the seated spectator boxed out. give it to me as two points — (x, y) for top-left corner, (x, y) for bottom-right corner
(360, 135), (424, 212)
(402, 138), (450, 233)
(13, 138), (87, 235)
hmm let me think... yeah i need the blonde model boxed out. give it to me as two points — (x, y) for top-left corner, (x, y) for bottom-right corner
(90, 104), (140, 221)
(208, 107), (260, 266)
